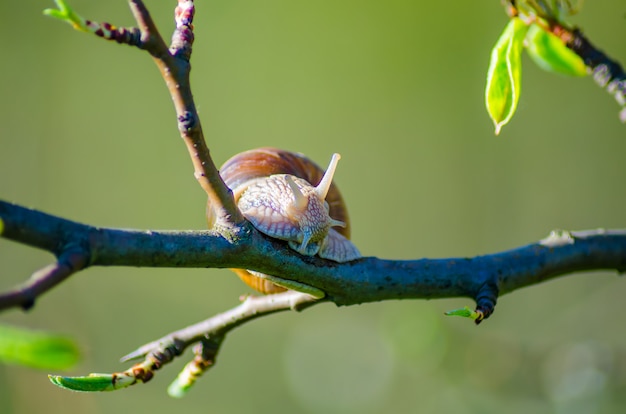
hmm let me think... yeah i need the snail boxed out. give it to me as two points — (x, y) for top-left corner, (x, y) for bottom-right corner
(212, 147), (361, 296)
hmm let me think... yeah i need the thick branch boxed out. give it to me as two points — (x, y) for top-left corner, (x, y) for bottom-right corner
(2, 201), (624, 314)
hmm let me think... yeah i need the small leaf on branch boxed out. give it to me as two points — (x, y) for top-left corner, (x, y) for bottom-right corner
(485, 18), (529, 135)
(0, 324), (80, 370)
(49, 348), (173, 392)
(49, 373), (120, 392)
(444, 306), (481, 321)
(49, 365), (151, 392)
(43, 0), (89, 32)
(525, 23), (587, 77)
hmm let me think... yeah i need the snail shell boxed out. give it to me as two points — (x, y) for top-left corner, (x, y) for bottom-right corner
(216, 147), (360, 294)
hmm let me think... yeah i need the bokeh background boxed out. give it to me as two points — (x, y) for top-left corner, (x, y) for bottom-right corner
(1, 1), (625, 413)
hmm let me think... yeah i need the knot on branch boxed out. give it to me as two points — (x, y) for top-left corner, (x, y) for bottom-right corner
(474, 281), (499, 325)
(18, 290), (36, 311)
(177, 111), (197, 133)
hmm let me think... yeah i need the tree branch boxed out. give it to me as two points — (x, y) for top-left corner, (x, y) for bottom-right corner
(49, 291), (319, 396)
(122, 291), (319, 363)
(2, 200), (625, 314)
(143, 0), (245, 229)
(122, 291), (318, 397)
(0, 248), (88, 311)
(566, 28), (626, 121)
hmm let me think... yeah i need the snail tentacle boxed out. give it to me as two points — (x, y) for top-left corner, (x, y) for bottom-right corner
(315, 153), (341, 200)
(285, 175), (308, 212)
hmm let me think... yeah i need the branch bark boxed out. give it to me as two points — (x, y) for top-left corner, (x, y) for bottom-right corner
(2, 200), (625, 313)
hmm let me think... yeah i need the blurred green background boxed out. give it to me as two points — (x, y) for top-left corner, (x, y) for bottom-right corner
(1, 0), (625, 413)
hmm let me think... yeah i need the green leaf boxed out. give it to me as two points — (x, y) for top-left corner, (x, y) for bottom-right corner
(485, 18), (529, 135)
(49, 373), (117, 392)
(525, 23), (587, 77)
(444, 306), (480, 320)
(49, 371), (141, 392)
(0, 324), (80, 370)
(43, 0), (89, 32)
(49, 358), (159, 392)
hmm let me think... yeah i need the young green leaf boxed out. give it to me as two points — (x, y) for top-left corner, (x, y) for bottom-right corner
(43, 0), (89, 32)
(444, 306), (480, 320)
(525, 23), (588, 77)
(485, 18), (529, 135)
(0, 324), (80, 370)
(49, 357), (159, 392)
(49, 373), (119, 392)
(49, 370), (145, 392)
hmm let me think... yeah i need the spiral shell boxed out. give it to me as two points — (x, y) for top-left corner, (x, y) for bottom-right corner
(216, 147), (360, 294)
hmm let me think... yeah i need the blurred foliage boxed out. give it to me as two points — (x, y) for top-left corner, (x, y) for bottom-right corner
(515, 0), (583, 22)
(524, 23), (587, 77)
(0, 324), (79, 370)
(0, 0), (625, 413)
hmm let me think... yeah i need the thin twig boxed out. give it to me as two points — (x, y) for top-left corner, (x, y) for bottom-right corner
(566, 28), (626, 120)
(121, 291), (319, 362)
(128, 0), (245, 228)
(45, 0), (245, 229)
(127, 0), (164, 45)
(0, 248), (88, 311)
(115, 292), (319, 396)
(48, 291), (319, 395)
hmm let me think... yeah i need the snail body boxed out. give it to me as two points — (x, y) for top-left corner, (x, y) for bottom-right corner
(215, 148), (360, 295)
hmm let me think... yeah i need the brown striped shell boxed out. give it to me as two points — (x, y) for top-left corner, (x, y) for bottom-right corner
(215, 147), (360, 294)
